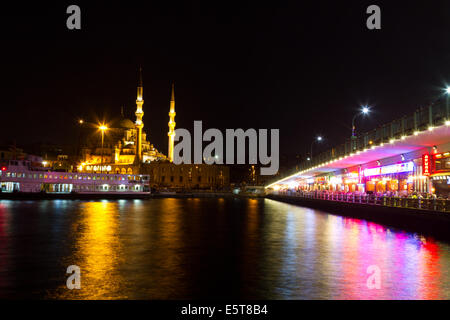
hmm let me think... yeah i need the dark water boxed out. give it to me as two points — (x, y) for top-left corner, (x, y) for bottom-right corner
(0, 198), (449, 300)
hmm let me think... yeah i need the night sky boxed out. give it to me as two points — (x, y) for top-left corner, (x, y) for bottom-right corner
(2, 1), (450, 163)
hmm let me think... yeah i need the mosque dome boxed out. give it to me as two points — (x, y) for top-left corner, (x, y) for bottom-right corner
(118, 118), (135, 129)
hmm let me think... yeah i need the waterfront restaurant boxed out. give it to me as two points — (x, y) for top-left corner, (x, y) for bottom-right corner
(266, 101), (450, 197)
(270, 150), (434, 197)
(363, 162), (415, 195)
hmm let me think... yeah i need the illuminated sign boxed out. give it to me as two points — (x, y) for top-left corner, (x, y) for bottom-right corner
(330, 176), (343, 184)
(363, 162), (414, 177)
(422, 154), (431, 176)
(346, 172), (359, 178)
(344, 178), (359, 184)
(363, 167), (380, 177)
(85, 165), (112, 172)
(380, 162), (414, 175)
(344, 172), (359, 184)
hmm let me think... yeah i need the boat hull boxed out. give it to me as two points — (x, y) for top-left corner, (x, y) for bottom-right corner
(0, 192), (151, 200)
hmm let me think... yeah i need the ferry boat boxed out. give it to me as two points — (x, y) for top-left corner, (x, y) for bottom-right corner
(0, 159), (150, 198)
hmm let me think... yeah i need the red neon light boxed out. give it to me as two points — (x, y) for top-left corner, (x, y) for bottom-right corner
(1, 166), (6, 171)
(422, 154), (431, 176)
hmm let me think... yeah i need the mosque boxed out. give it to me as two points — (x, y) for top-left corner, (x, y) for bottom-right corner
(79, 68), (174, 174)
(78, 69), (229, 190)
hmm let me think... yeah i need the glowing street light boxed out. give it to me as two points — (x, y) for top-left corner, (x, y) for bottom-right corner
(352, 105), (371, 137)
(99, 124), (108, 174)
(445, 87), (450, 95)
(351, 106), (371, 151)
(310, 136), (324, 160)
(445, 87), (450, 125)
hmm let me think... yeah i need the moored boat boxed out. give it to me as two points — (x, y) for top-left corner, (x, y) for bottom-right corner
(0, 159), (150, 198)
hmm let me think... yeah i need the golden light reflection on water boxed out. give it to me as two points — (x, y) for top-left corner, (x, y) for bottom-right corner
(36, 198), (450, 300)
(158, 198), (183, 292)
(52, 201), (124, 299)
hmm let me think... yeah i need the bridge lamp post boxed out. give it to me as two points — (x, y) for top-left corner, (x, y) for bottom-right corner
(310, 136), (323, 160)
(99, 125), (108, 174)
(351, 106), (370, 150)
(445, 87), (450, 123)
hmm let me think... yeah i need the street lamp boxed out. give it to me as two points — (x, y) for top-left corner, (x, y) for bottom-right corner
(76, 119), (85, 163)
(445, 87), (450, 123)
(99, 125), (108, 174)
(352, 106), (370, 138)
(310, 136), (323, 160)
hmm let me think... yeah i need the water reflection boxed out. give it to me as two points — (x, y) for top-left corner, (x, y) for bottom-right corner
(53, 201), (124, 299)
(0, 203), (11, 295)
(263, 199), (450, 299)
(0, 198), (448, 299)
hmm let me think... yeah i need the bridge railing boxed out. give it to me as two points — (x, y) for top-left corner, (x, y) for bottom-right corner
(273, 191), (450, 213)
(301, 102), (449, 171)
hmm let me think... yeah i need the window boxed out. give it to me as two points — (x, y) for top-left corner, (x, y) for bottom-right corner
(435, 157), (450, 171)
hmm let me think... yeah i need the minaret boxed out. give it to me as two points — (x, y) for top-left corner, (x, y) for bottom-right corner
(167, 82), (176, 162)
(135, 67), (144, 163)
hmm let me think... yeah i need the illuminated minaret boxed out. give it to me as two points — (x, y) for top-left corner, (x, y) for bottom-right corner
(167, 82), (176, 162)
(135, 67), (144, 163)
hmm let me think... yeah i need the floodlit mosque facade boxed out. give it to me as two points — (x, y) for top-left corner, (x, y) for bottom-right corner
(79, 69), (169, 175)
(78, 70), (229, 189)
